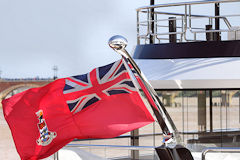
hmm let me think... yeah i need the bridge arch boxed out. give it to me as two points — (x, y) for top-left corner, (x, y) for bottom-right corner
(0, 83), (41, 101)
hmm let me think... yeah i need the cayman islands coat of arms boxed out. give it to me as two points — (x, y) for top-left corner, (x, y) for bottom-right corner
(36, 110), (57, 146)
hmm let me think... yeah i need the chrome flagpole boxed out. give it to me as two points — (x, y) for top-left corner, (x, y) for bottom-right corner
(108, 35), (181, 145)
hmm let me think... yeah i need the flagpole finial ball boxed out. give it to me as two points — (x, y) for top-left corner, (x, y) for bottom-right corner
(108, 35), (128, 50)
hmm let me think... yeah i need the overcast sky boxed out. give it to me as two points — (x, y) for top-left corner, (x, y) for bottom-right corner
(0, 0), (239, 78)
(0, 0), (150, 78)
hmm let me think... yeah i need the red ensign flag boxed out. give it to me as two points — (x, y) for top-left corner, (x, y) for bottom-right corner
(2, 59), (154, 160)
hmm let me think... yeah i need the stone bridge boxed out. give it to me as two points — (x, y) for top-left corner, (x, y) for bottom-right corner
(0, 80), (52, 107)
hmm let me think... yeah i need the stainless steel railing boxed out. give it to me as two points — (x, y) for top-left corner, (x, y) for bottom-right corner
(53, 144), (156, 160)
(52, 129), (240, 160)
(201, 147), (240, 160)
(53, 145), (240, 160)
(65, 144), (156, 150)
(137, 0), (240, 44)
(136, 0), (240, 10)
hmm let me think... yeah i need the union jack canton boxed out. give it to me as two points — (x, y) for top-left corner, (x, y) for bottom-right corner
(63, 60), (137, 114)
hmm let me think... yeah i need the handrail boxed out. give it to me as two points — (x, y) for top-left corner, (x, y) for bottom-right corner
(69, 128), (240, 149)
(202, 147), (240, 160)
(53, 144), (155, 160)
(137, 0), (240, 11)
(65, 144), (155, 150)
(190, 16), (232, 29)
(136, 0), (240, 44)
(52, 130), (240, 160)
(72, 128), (240, 142)
(139, 10), (210, 18)
(72, 132), (163, 141)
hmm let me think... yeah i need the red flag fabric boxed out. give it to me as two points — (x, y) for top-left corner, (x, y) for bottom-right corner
(2, 59), (154, 160)
(126, 61), (159, 110)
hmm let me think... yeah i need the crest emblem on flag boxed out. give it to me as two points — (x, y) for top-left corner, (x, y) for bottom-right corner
(36, 110), (57, 146)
